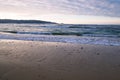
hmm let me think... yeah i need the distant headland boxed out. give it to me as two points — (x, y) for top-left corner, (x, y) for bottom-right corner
(0, 19), (56, 24)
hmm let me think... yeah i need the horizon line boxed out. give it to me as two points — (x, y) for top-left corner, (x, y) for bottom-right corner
(0, 18), (120, 25)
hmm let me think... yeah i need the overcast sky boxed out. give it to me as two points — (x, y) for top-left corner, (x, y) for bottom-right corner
(0, 0), (120, 24)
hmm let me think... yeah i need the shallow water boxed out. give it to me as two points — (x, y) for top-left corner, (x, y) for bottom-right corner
(0, 24), (120, 37)
(0, 23), (120, 46)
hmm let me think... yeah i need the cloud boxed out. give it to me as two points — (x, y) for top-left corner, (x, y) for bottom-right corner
(0, 0), (120, 17)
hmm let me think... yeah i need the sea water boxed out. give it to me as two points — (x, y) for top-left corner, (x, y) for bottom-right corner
(0, 23), (120, 46)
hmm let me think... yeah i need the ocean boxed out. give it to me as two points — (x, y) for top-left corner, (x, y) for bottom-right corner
(0, 23), (120, 46)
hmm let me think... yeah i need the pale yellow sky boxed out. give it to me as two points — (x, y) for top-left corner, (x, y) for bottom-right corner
(0, 12), (120, 24)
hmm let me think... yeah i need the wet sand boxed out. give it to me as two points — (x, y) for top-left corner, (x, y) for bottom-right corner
(0, 40), (120, 80)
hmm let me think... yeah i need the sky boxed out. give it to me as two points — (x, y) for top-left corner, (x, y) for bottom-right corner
(0, 0), (120, 24)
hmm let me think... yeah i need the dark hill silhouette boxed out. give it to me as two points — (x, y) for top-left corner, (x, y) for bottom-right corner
(0, 19), (56, 24)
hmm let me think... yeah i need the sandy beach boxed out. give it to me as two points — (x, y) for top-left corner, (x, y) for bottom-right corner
(0, 40), (120, 80)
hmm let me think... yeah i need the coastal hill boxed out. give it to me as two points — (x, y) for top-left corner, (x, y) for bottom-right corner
(0, 19), (56, 24)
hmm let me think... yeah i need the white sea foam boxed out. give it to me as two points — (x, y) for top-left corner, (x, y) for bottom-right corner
(0, 32), (120, 46)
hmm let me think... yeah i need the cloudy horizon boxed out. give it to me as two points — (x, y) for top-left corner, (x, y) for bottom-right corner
(0, 0), (120, 24)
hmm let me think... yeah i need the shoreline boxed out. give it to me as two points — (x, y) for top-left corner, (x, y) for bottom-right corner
(0, 32), (120, 46)
(0, 40), (120, 80)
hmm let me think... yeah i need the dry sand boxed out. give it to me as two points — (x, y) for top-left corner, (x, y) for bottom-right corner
(0, 40), (120, 80)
